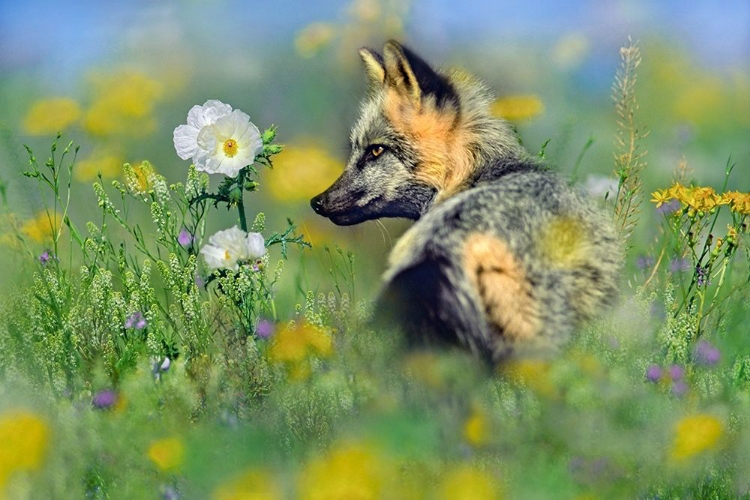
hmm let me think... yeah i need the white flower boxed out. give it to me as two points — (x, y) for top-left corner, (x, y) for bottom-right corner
(173, 100), (263, 178)
(200, 226), (267, 271)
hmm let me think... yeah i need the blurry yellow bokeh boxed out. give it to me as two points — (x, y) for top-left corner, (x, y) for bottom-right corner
(212, 468), (282, 500)
(670, 414), (723, 462)
(0, 410), (49, 492)
(298, 442), (386, 500)
(20, 210), (63, 244)
(22, 98), (81, 136)
(490, 95), (544, 122)
(438, 464), (502, 500)
(83, 70), (163, 137)
(147, 436), (185, 472)
(75, 148), (125, 182)
(265, 144), (343, 202)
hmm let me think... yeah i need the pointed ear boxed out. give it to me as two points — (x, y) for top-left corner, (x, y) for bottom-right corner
(383, 40), (421, 105)
(359, 48), (385, 87)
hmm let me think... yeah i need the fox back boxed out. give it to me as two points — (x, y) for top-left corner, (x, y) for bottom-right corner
(311, 41), (621, 362)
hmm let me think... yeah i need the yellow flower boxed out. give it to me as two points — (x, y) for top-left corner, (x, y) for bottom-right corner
(124, 161), (155, 194)
(502, 359), (556, 397)
(670, 414), (723, 461)
(83, 70), (163, 137)
(668, 182), (687, 203)
(268, 322), (333, 365)
(298, 442), (385, 500)
(650, 189), (672, 208)
(22, 97), (81, 135)
(265, 144), (343, 202)
(21, 211), (63, 243)
(295, 23), (336, 58)
(438, 464), (501, 500)
(463, 411), (491, 448)
(212, 469), (282, 500)
(490, 95), (544, 121)
(147, 437), (185, 472)
(74, 148), (124, 182)
(0, 410), (49, 488)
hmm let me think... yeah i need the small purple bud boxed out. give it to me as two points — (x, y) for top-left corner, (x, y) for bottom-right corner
(39, 250), (51, 265)
(177, 227), (193, 247)
(195, 273), (205, 288)
(636, 255), (654, 270)
(695, 340), (720, 366)
(125, 312), (147, 330)
(672, 380), (688, 397)
(256, 319), (274, 339)
(646, 365), (662, 382)
(668, 365), (684, 381)
(93, 389), (117, 409)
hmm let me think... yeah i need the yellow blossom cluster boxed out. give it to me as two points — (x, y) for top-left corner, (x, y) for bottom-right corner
(147, 436), (185, 472)
(651, 182), (750, 216)
(0, 410), (49, 494)
(670, 414), (723, 462)
(267, 321), (333, 380)
(22, 98), (81, 136)
(20, 210), (63, 243)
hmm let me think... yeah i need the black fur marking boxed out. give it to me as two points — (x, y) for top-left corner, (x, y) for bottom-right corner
(400, 45), (457, 108)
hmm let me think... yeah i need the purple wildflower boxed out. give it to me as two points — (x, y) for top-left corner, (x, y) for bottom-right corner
(161, 485), (180, 500)
(92, 389), (117, 409)
(636, 255), (655, 270)
(696, 265), (709, 287)
(256, 319), (274, 339)
(656, 198), (681, 216)
(668, 364), (684, 381)
(671, 380), (688, 397)
(39, 250), (52, 265)
(177, 227), (193, 247)
(125, 311), (147, 329)
(669, 258), (691, 273)
(646, 365), (662, 382)
(695, 340), (720, 366)
(195, 273), (205, 288)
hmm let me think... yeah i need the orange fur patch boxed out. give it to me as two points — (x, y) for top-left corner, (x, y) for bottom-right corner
(463, 233), (540, 342)
(384, 90), (477, 199)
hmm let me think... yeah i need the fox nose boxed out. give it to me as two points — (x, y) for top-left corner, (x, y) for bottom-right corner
(310, 193), (327, 215)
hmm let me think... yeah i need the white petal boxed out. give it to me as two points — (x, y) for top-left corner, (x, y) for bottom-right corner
(193, 148), (213, 172)
(186, 104), (209, 129)
(245, 232), (266, 259)
(200, 244), (236, 270)
(197, 125), (219, 153)
(173, 125), (200, 160)
(201, 100), (233, 124)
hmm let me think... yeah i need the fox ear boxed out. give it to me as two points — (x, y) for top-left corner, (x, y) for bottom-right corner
(359, 48), (386, 87)
(383, 40), (421, 105)
(382, 40), (455, 108)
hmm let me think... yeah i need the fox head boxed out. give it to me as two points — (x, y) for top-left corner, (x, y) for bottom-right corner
(311, 40), (522, 226)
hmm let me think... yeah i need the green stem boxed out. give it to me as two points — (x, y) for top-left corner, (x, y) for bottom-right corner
(237, 169), (248, 232)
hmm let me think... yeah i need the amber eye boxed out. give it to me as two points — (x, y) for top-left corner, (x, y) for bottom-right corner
(369, 145), (385, 158)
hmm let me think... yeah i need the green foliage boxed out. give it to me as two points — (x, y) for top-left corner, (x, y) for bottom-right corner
(1, 42), (749, 499)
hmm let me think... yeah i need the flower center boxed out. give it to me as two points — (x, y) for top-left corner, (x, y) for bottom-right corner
(222, 139), (239, 158)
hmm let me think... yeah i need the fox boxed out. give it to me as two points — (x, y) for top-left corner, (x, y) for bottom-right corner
(310, 40), (622, 363)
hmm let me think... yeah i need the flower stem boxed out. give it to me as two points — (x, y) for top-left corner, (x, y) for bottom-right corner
(237, 169), (248, 232)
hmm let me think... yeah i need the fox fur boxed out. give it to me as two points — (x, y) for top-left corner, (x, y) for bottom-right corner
(311, 41), (621, 363)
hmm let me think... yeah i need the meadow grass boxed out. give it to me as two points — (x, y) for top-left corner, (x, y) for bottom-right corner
(0, 44), (749, 500)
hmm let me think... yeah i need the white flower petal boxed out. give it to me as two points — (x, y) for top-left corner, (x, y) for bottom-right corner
(173, 124), (200, 160)
(201, 100), (233, 124)
(245, 232), (266, 259)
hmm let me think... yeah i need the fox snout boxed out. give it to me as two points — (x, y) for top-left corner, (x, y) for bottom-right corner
(310, 176), (367, 226)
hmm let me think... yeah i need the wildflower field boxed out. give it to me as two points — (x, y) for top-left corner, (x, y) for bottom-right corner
(1, 2), (749, 499)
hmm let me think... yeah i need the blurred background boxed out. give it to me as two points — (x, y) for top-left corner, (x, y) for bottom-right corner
(1, 0), (748, 307)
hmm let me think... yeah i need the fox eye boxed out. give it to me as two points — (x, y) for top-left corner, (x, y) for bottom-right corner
(367, 144), (385, 159)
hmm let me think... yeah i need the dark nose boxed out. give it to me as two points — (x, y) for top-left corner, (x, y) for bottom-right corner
(310, 194), (326, 215)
